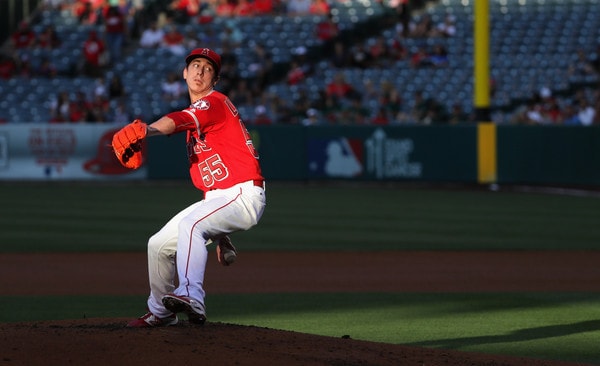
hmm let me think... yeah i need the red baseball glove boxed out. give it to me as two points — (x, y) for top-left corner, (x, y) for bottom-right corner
(111, 119), (147, 169)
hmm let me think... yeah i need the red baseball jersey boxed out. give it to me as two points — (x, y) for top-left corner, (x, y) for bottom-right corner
(166, 91), (263, 192)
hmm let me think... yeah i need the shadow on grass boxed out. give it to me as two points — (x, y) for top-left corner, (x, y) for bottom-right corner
(408, 319), (600, 349)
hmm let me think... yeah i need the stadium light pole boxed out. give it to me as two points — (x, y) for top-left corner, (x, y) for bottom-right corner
(474, 0), (497, 184)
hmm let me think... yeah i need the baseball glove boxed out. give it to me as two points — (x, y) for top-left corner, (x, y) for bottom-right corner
(111, 119), (147, 169)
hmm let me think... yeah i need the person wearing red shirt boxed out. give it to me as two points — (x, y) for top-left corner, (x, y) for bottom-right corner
(35, 25), (61, 49)
(169, 0), (201, 21)
(309, 0), (329, 15)
(161, 26), (186, 55)
(316, 13), (339, 42)
(11, 22), (36, 50)
(0, 53), (17, 79)
(326, 72), (354, 101)
(233, 0), (255, 16)
(124, 48), (266, 328)
(286, 60), (306, 85)
(104, 6), (126, 63)
(82, 30), (106, 77)
(254, 0), (274, 15)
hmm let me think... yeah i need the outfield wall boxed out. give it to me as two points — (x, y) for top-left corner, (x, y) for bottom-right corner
(0, 123), (598, 186)
(148, 125), (600, 187)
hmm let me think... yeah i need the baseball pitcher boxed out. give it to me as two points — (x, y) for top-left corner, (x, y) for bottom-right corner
(112, 48), (266, 327)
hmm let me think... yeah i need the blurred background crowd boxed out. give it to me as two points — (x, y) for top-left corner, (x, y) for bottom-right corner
(0, 0), (598, 126)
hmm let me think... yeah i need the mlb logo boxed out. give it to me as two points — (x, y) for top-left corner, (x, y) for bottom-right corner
(308, 137), (363, 178)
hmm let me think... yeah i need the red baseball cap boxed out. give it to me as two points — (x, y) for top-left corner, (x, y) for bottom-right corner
(185, 48), (221, 75)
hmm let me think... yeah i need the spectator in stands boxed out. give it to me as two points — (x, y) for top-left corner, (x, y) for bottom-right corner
(428, 44), (449, 67)
(410, 45), (431, 68)
(316, 12), (339, 43)
(378, 80), (402, 118)
(388, 0), (410, 37)
(269, 95), (296, 124)
(371, 106), (391, 125)
(49, 110), (68, 123)
(286, 60), (307, 85)
(252, 105), (273, 125)
(309, 0), (330, 15)
(431, 14), (456, 38)
(410, 13), (433, 38)
(74, 0), (99, 25)
(325, 72), (355, 103)
(368, 36), (392, 67)
(10, 22), (36, 50)
(197, 26), (219, 50)
(302, 108), (322, 126)
(69, 90), (92, 122)
(161, 25), (186, 55)
(168, 0), (201, 23)
(233, 0), (255, 16)
(0, 53), (18, 79)
(339, 95), (370, 125)
(521, 100), (546, 125)
(35, 56), (58, 78)
(88, 93), (111, 122)
(108, 74), (127, 100)
(311, 90), (342, 124)
(139, 21), (165, 48)
(420, 98), (448, 125)
(350, 43), (373, 69)
(286, 0), (311, 16)
(214, 44), (239, 94)
(81, 30), (106, 77)
(290, 88), (312, 123)
(537, 87), (562, 124)
(161, 72), (186, 101)
(49, 91), (71, 121)
(399, 90), (431, 124)
(447, 103), (469, 125)
(247, 43), (274, 92)
(576, 97), (596, 126)
(214, 0), (235, 17)
(229, 79), (254, 106)
(254, 0), (275, 15)
(111, 101), (132, 125)
(219, 21), (245, 48)
(35, 25), (61, 50)
(16, 54), (33, 78)
(568, 48), (598, 77)
(330, 41), (351, 68)
(561, 102), (581, 125)
(104, 5), (127, 64)
(389, 36), (408, 61)
(93, 77), (108, 100)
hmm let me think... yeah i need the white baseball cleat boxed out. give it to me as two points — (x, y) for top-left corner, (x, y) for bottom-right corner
(162, 294), (206, 325)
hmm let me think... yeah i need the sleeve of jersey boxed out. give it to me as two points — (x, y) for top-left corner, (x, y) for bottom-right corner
(165, 110), (197, 133)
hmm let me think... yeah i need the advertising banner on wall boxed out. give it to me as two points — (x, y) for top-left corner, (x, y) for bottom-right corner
(0, 123), (146, 180)
(304, 126), (477, 182)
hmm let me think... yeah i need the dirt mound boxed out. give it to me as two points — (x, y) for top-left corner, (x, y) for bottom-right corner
(3, 251), (599, 365)
(0, 319), (581, 366)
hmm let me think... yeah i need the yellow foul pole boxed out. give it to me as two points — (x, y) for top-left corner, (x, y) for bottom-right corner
(474, 0), (497, 183)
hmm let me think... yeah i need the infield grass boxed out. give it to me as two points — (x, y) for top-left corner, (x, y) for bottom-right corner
(1, 181), (599, 364)
(1, 181), (599, 252)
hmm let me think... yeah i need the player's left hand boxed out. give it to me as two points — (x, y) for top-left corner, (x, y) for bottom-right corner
(111, 119), (147, 169)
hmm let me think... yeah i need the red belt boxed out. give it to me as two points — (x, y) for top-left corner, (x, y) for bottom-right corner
(253, 179), (264, 187)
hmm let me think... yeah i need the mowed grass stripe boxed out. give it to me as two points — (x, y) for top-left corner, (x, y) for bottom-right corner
(1, 182), (599, 252)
